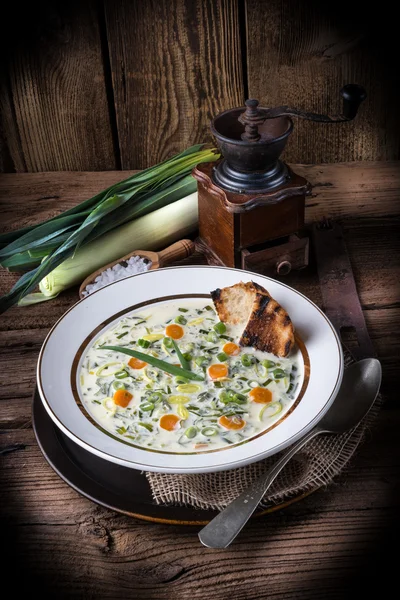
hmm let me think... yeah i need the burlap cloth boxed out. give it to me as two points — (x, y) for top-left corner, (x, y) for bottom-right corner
(146, 352), (383, 510)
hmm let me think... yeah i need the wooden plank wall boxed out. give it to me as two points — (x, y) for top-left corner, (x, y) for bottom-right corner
(0, 0), (398, 172)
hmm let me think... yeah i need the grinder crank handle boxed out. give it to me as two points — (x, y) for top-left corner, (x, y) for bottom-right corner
(240, 85), (367, 137)
(260, 85), (366, 122)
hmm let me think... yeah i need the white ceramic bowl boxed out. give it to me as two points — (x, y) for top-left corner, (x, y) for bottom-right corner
(37, 266), (343, 473)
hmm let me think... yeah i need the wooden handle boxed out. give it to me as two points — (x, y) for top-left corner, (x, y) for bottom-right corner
(157, 239), (195, 267)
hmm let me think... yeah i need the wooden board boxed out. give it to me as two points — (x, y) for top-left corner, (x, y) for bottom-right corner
(1, 163), (399, 598)
(0, 0), (116, 171)
(246, 0), (400, 163)
(103, 0), (244, 169)
(1, 409), (399, 598)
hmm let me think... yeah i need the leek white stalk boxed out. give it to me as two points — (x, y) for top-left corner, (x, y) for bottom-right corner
(25, 192), (197, 302)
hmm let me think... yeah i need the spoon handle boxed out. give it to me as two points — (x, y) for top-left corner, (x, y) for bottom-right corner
(198, 427), (325, 548)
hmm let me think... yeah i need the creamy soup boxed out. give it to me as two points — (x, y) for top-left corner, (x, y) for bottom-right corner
(78, 299), (303, 453)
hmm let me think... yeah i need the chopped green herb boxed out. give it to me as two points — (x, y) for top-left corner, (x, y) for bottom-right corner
(138, 422), (153, 432)
(116, 331), (129, 339)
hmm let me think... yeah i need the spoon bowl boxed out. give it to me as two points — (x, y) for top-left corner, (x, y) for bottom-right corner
(314, 358), (382, 433)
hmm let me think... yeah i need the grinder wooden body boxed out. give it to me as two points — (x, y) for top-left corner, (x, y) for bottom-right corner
(193, 161), (310, 274)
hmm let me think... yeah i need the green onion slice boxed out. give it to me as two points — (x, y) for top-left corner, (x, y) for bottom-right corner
(213, 322), (227, 334)
(114, 370), (129, 379)
(174, 315), (187, 325)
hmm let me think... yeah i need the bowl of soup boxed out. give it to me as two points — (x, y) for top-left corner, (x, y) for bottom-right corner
(37, 266), (343, 473)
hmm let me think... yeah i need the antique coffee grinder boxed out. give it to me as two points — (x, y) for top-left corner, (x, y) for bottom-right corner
(193, 84), (366, 275)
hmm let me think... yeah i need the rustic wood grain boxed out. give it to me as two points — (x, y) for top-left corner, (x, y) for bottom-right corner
(1, 163), (399, 598)
(103, 0), (244, 169)
(1, 0), (116, 171)
(246, 0), (400, 163)
(1, 415), (399, 598)
(1, 161), (398, 235)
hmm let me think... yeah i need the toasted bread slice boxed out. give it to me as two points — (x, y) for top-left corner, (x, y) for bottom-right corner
(210, 281), (295, 357)
(210, 281), (265, 326)
(239, 291), (295, 357)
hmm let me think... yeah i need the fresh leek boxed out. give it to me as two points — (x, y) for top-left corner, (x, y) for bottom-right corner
(36, 192), (198, 301)
(0, 145), (219, 313)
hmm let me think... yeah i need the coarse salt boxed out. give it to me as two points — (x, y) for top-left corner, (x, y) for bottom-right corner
(82, 255), (151, 297)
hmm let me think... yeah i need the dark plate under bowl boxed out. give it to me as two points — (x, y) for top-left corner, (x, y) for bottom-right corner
(32, 386), (313, 525)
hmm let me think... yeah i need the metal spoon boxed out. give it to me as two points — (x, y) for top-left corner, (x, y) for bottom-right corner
(198, 358), (382, 548)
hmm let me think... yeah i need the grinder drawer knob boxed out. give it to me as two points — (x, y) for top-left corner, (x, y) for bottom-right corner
(276, 260), (292, 275)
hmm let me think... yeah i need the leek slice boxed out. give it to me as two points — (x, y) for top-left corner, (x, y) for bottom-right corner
(169, 395), (190, 404)
(177, 405), (189, 420)
(102, 397), (117, 413)
(259, 401), (282, 421)
(142, 334), (164, 342)
(96, 362), (123, 377)
(176, 384), (202, 393)
(187, 317), (204, 326)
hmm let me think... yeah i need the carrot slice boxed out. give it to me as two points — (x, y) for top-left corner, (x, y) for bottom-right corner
(113, 389), (133, 408)
(208, 363), (229, 380)
(249, 387), (272, 404)
(218, 415), (246, 430)
(222, 342), (240, 356)
(165, 324), (184, 339)
(128, 357), (147, 369)
(159, 414), (180, 431)
(194, 443), (209, 449)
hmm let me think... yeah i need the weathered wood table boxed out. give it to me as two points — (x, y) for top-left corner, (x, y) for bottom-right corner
(1, 162), (399, 599)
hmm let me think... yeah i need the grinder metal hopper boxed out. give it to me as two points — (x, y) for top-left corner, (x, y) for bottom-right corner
(193, 84), (366, 274)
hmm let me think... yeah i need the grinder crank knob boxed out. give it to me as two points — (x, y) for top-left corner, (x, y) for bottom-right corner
(340, 84), (367, 120)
